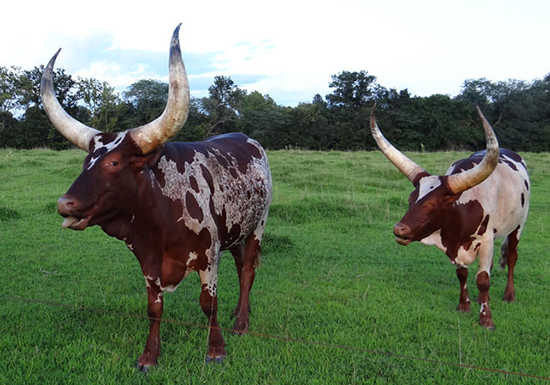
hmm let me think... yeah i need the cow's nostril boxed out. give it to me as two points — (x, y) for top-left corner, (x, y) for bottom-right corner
(393, 223), (411, 237)
(57, 196), (76, 215)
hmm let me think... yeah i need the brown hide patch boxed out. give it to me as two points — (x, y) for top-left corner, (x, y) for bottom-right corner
(214, 206), (244, 248)
(201, 133), (260, 174)
(476, 270), (490, 293)
(212, 152), (229, 168)
(160, 251), (190, 287)
(248, 141), (262, 159)
(229, 167), (239, 179)
(195, 227), (213, 271)
(450, 158), (479, 174)
(200, 164), (215, 194)
(186, 191), (203, 222)
(189, 175), (200, 193)
(500, 148), (523, 163)
(440, 200), (485, 261)
(502, 159), (518, 171)
(477, 214), (490, 236)
(450, 149), (526, 175)
(225, 224), (242, 248)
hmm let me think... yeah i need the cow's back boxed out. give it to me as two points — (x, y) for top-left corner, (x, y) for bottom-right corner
(447, 149), (530, 238)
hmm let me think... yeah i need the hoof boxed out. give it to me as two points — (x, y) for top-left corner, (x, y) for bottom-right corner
(135, 362), (154, 373)
(457, 303), (471, 313)
(232, 320), (249, 335)
(479, 320), (495, 330)
(205, 355), (226, 363)
(502, 294), (516, 303)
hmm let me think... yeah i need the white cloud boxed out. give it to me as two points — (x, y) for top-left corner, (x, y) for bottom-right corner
(1, 0), (549, 106)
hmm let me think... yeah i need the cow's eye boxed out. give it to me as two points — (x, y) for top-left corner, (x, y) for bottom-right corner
(110, 161), (119, 166)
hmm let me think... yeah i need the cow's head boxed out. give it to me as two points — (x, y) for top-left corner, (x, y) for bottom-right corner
(41, 25), (189, 230)
(370, 106), (499, 246)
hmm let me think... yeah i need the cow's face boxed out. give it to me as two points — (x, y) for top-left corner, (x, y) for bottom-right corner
(42, 26), (188, 230)
(57, 132), (160, 230)
(393, 175), (459, 245)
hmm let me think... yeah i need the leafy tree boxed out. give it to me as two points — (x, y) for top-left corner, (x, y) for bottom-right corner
(173, 97), (209, 142)
(0, 66), (19, 113)
(203, 76), (245, 136)
(238, 91), (292, 149)
(122, 79), (168, 126)
(0, 110), (18, 147)
(289, 101), (331, 150)
(324, 71), (381, 150)
(326, 70), (378, 109)
(76, 77), (120, 131)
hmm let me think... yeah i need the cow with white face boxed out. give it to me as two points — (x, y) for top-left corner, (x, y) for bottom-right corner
(41, 25), (272, 370)
(370, 106), (530, 329)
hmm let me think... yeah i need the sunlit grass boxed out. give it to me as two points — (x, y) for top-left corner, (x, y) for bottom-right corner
(1, 148), (549, 383)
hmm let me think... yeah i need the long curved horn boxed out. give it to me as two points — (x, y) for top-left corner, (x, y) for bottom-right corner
(41, 49), (100, 152)
(446, 106), (499, 194)
(370, 105), (426, 183)
(129, 24), (190, 154)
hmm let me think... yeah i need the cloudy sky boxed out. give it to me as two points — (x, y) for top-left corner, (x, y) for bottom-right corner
(1, 0), (548, 106)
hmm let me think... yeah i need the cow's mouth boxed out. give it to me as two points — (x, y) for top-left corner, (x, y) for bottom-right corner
(394, 236), (411, 246)
(62, 216), (90, 231)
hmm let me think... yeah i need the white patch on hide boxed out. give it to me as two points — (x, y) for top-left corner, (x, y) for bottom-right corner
(156, 138), (272, 258)
(153, 277), (180, 293)
(155, 292), (163, 303)
(87, 132), (127, 170)
(187, 251), (198, 266)
(420, 229), (445, 251)
(199, 265), (219, 297)
(480, 302), (489, 315)
(415, 175), (441, 203)
(144, 275), (154, 288)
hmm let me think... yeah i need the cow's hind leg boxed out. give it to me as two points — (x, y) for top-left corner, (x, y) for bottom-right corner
(199, 263), (226, 363)
(233, 226), (265, 334)
(229, 242), (246, 318)
(500, 226), (520, 303)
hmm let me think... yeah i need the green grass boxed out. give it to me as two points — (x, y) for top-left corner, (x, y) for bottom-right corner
(1, 148), (549, 384)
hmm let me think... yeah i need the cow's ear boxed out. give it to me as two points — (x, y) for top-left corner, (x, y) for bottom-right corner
(131, 146), (164, 169)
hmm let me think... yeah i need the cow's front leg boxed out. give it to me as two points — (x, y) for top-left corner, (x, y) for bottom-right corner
(456, 266), (471, 312)
(476, 243), (495, 329)
(199, 266), (226, 362)
(136, 278), (164, 372)
(476, 271), (494, 329)
(476, 243), (494, 328)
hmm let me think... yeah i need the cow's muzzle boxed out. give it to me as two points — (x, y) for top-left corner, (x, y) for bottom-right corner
(393, 223), (412, 246)
(57, 196), (90, 230)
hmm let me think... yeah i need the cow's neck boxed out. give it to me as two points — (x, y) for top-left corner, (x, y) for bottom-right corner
(99, 166), (171, 260)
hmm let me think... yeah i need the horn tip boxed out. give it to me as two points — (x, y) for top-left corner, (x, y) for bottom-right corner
(173, 23), (182, 40)
(46, 48), (62, 69)
(170, 24), (183, 54)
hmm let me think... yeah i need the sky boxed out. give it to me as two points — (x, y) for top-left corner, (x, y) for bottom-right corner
(1, 0), (549, 106)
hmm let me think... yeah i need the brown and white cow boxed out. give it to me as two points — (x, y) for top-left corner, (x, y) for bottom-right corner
(41, 25), (272, 370)
(370, 106), (530, 329)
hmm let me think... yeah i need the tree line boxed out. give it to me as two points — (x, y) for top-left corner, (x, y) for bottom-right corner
(1, 64), (549, 152)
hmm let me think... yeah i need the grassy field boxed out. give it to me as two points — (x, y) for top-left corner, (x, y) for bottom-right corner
(1, 148), (549, 384)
